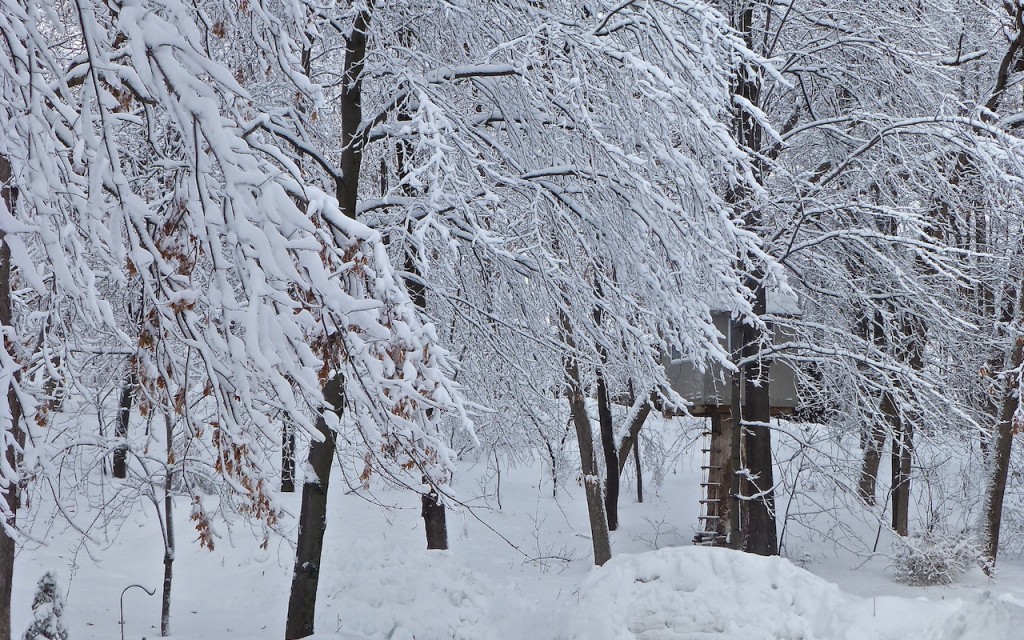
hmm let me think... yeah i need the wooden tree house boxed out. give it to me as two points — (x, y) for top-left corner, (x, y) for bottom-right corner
(665, 295), (799, 547)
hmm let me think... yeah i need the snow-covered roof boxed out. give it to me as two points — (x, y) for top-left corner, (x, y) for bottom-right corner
(767, 288), (801, 316)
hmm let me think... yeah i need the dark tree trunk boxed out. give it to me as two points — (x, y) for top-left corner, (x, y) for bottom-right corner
(891, 314), (923, 537)
(405, 224), (448, 550)
(858, 420), (885, 506)
(596, 371), (618, 531)
(0, 154), (24, 640)
(285, 374), (343, 640)
(411, 238), (447, 547)
(0, 518), (13, 640)
(867, 368), (914, 538)
(334, 10), (368, 220)
(633, 441), (643, 503)
(0, 409), (18, 640)
(493, 450), (502, 510)
(562, 317), (611, 566)
(616, 394), (653, 474)
(722, 1), (776, 556)
(983, 317), (1024, 563)
(978, 283), (1014, 459)
(114, 369), (137, 479)
(422, 485), (448, 550)
(282, 421), (296, 493)
(284, 8), (374, 635)
(888, 395), (912, 537)
(854, 312), (885, 505)
(741, 280), (778, 556)
(544, 433), (559, 499)
(392, 26), (449, 548)
(729, 321), (744, 549)
(568, 390), (612, 566)
(976, 2), (1024, 566)
(944, 2), (1023, 566)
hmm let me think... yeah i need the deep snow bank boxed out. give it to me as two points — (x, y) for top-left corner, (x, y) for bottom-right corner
(564, 546), (847, 640)
(563, 546), (1024, 640)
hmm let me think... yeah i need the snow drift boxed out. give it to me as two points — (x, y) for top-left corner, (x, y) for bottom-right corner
(564, 546), (1024, 640)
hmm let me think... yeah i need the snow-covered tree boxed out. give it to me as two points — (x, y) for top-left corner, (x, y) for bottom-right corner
(1, 1), (464, 637)
(722, 0), (1024, 557)
(22, 571), (69, 640)
(248, 0), (778, 572)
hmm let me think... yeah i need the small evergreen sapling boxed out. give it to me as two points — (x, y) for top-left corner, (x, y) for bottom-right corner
(22, 571), (69, 640)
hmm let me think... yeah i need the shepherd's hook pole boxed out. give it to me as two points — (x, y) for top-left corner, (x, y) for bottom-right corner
(120, 583), (156, 640)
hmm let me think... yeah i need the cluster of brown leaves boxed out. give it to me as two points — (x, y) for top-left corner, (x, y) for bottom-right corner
(210, 423), (280, 532)
(190, 495), (216, 551)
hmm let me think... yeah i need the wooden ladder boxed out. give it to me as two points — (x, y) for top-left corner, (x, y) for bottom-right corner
(694, 427), (727, 546)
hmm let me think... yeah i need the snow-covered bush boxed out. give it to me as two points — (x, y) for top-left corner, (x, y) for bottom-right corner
(22, 571), (69, 640)
(893, 534), (979, 586)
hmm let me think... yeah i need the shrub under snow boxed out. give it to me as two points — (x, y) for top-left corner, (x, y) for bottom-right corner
(893, 534), (980, 586)
(22, 570), (69, 640)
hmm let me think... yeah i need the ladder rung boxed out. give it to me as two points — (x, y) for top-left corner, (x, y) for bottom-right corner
(701, 466), (722, 470)
(698, 515), (721, 520)
(693, 533), (728, 546)
(700, 448), (712, 453)
(700, 499), (721, 503)
(700, 482), (720, 487)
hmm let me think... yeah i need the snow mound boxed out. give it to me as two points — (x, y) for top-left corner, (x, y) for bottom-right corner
(923, 592), (1024, 640)
(323, 545), (499, 640)
(563, 546), (1024, 640)
(564, 546), (848, 640)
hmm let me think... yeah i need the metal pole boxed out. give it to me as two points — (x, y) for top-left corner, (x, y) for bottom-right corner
(120, 584), (155, 640)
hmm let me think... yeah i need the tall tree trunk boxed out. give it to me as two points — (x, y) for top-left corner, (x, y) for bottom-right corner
(114, 368), (137, 479)
(729, 318), (744, 549)
(891, 314), (923, 537)
(0, 153), (24, 640)
(334, 9), (368, 221)
(878, 390), (907, 534)
(888, 394), (912, 537)
(967, 4), (1023, 564)
(161, 497), (174, 637)
(562, 317), (611, 566)
(285, 375), (343, 640)
(741, 280), (778, 556)
(285, 7), (377, 635)
(855, 312), (884, 505)
(983, 287), (1024, 564)
(282, 421), (296, 493)
(568, 391), (612, 566)
(616, 394), (653, 474)
(0, 404), (19, 640)
(633, 441), (643, 504)
(867, 201), (924, 537)
(722, 0), (776, 555)
(858, 420), (885, 506)
(392, 25), (449, 548)
(411, 240), (446, 548)
(543, 431), (559, 499)
(161, 413), (175, 637)
(596, 371), (618, 531)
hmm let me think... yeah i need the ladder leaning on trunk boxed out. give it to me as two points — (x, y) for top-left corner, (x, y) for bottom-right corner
(693, 414), (729, 546)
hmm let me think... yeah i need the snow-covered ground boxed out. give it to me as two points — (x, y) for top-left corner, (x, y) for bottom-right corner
(12, 414), (1024, 639)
